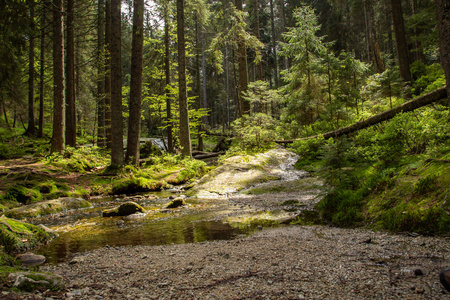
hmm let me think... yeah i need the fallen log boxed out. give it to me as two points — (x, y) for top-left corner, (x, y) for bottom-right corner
(194, 152), (226, 160)
(276, 87), (447, 144)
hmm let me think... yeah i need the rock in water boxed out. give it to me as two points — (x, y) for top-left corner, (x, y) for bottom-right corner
(166, 198), (186, 208)
(102, 201), (146, 217)
(17, 253), (46, 267)
(440, 267), (450, 292)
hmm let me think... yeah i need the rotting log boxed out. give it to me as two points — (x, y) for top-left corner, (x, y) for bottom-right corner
(276, 87), (447, 144)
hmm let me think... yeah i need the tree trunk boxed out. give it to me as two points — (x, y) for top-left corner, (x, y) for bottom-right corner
(110, 0), (124, 166)
(390, 0), (412, 85)
(126, 0), (145, 166)
(269, 0), (278, 87)
(164, 5), (174, 153)
(435, 0), (450, 112)
(105, 0), (112, 148)
(26, 0), (36, 136)
(279, 0), (288, 70)
(65, 0), (76, 147)
(38, 0), (46, 138)
(51, 0), (65, 153)
(195, 15), (203, 151)
(253, 0), (263, 82)
(97, 0), (106, 147)
(236, 0), (249, 116)
(276, 87), (447, 144)
(177, 0), (192, 157)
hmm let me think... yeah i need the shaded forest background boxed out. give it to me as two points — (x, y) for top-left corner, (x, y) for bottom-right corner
(0, 0), (449, 164)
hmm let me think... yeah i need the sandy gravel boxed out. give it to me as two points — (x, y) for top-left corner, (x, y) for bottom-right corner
(35, 225), (450, 299)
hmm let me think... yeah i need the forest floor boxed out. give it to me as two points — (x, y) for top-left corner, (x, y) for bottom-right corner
(1, 148), (450, 299)
(30, 221), (450, 299)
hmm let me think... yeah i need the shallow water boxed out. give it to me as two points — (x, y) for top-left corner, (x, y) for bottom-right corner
(36, 195), (257, 264)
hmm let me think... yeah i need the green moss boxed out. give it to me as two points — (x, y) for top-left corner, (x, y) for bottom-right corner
(5, 185), (42, 204)
(0, 216), (56, 254)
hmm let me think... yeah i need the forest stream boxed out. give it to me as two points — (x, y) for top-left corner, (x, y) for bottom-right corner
(35, 148), (323, 264)
(3, 148), (449, 299)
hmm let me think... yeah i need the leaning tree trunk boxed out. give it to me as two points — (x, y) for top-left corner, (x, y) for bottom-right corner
(126, 0), (145, 166)
(435, 0), (450, 112)
(276, 87), (447, 144)
(177, 0), (192, 157)
(51, 0), (65, 153)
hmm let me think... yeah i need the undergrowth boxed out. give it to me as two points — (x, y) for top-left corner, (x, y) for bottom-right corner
(291, 105), (450, 234)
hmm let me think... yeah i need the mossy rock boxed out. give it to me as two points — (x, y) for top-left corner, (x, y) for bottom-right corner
(0, 216), (57, 254)
(166, 198), (186, 208)
(5, 185), (42, 204)
(4, 197), (92, 219)
(102, 201), (146, 217)
(7, 271), (65, 292)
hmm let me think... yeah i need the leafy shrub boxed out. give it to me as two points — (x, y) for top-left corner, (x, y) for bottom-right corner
(231, 113), (279, 151)
(380, 205), (449, 234)
(291, 136), (325, 165)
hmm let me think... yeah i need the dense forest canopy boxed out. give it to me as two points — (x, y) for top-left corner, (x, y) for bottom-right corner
(0, 0), (448, 164)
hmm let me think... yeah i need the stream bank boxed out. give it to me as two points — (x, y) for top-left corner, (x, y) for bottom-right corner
(34, 225), (450, 299)
(1, 147), (449, 298)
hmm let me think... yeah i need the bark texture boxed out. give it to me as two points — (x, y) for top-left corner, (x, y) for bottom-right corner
(177, 0), (192, 157)
(51, 0), (65, 153)
(236, 0), (249, 115)
(65, 0), (76, 147)
(110, 0), (124, 166)
(435, 0), (450, 112)
(390, 0), (411, 84)
(26, 0), (35, 136)
(126, 0), (145, 166)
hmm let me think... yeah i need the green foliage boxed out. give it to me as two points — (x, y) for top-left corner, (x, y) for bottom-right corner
(291, 136), (325, 166)
(411, 62), (445, 96)
(231, 113), (278, 151)
(310, 106), (449, 233)
(176, 158), (207, 182)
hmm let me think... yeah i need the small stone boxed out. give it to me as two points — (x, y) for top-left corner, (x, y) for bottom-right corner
(414, 268), (424, 276)
(440, 268), (450, 292)
(17, 253), (46, 267)
(416, 287), (425, 294)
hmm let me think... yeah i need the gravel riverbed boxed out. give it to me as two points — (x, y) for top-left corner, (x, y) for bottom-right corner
(36, 225), (450, 299)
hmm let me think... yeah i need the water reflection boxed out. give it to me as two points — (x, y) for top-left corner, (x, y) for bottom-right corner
(37, 204), (253, 264)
